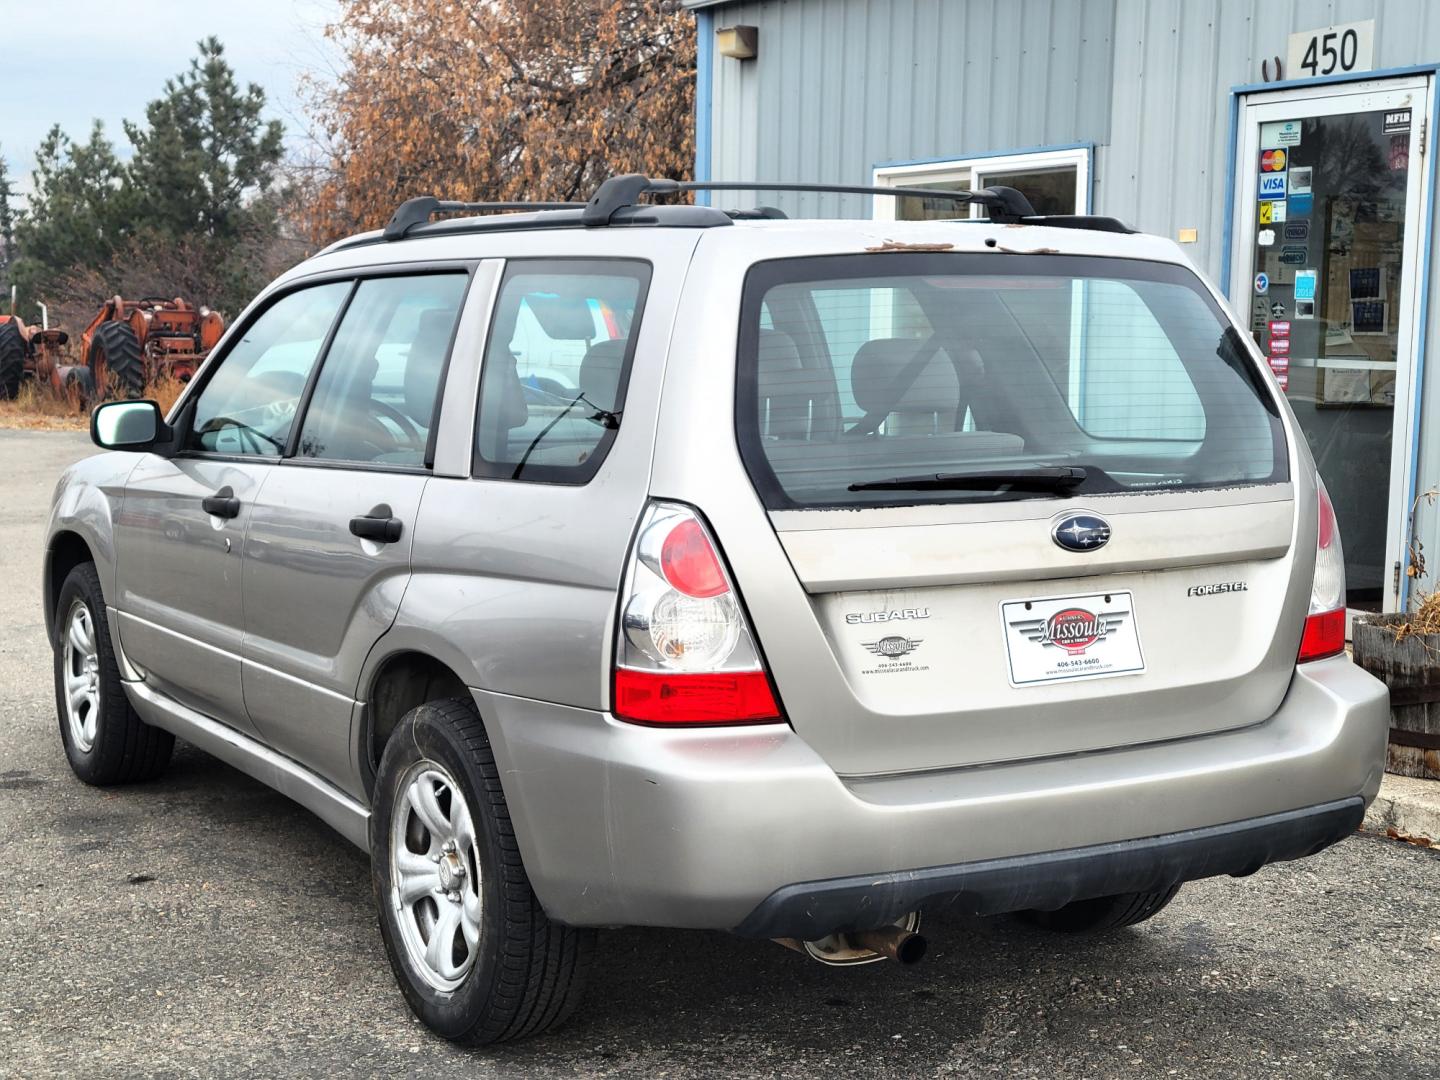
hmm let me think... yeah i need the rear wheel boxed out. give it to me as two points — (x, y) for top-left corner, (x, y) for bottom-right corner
(88, 321), (145, 399)
(53, 562), (174, 785)
(371, 697), (594, 1044)
(1018, 885), (1181, 933)
(0, 318), (24, 400)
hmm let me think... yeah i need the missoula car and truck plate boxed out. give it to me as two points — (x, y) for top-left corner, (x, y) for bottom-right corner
(1000, 591), (1146, 687)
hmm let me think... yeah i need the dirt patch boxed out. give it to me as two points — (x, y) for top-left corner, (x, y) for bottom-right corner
(0, 374), (187, 431)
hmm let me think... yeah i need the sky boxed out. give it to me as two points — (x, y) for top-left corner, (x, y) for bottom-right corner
(1, 0), (341, 201)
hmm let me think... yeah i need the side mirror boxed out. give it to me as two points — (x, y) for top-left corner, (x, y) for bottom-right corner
(91, 400), (171, 452)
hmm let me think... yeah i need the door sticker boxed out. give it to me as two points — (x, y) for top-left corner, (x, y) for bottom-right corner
(1259, 173), (1287, 200)
(1001, 591), (1145, 687)
(1254, 272), (1270, 295)
(1260, 120), (1302, 148)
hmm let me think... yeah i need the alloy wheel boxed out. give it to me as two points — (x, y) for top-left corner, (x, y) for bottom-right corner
(389, 761), (483, 992)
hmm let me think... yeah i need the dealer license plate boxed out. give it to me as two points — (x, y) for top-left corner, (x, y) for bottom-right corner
(1000, 591), (1146, 687)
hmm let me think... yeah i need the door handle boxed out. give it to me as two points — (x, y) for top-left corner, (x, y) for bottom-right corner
(201, 486), (241, 519)
(349, 504), (404, 544)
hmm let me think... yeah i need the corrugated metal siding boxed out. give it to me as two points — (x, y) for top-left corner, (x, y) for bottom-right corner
(706, 0), (1117, 218)
(1104, 0), (1440, 280)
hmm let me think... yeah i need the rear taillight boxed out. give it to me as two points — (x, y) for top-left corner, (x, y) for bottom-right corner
(1299, 479), (1346, 662)
(613, 503), (783, 725)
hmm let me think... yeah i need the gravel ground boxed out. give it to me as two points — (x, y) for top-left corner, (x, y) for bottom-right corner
(1, 428), (1438, 1079)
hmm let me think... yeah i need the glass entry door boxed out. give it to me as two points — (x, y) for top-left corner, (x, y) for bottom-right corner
(1232, 78), (1431, 611)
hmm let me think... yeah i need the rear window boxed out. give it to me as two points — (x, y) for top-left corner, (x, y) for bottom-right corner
(737, 253), (1286, 508)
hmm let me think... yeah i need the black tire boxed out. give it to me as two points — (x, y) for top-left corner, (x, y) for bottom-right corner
(53, 562), (174, 785)
(0, 318), (24, 400)
(88, 320), (146, 399)
(371, 698), (594, 1044)
(1018, 885), (1181, 933)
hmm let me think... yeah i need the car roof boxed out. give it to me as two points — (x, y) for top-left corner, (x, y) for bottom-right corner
(287, 215), (1196, 291)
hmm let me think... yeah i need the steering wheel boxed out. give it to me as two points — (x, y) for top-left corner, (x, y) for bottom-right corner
(359, 398), (425, 456)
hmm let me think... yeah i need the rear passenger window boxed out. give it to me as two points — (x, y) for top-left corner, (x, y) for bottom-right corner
(474, 260), (649, 483)
(187, 282), (350, 456)
(297, 274), (468, 467)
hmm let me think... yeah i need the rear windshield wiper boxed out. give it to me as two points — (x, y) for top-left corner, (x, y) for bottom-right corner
(848, 466), (1090, 494)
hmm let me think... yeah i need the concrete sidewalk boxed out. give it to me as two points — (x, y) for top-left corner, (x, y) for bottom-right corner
(1364, 773), (1440, 845)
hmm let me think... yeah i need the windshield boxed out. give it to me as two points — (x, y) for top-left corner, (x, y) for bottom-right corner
(736, 253), (1287, 508)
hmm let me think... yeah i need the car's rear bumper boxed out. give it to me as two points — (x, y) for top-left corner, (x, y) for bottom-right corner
(475, 654), (1388, 933)
(732, 797), (1363, 938)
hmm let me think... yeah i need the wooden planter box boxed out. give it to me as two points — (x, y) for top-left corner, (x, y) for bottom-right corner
(1352, 614), (1440, 780)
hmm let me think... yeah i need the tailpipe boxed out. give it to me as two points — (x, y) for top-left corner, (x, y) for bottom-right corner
(773, 912), (926, 967)
(850, 925), (927, 966)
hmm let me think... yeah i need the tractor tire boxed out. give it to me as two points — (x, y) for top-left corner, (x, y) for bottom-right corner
(0, 318), (24, 400)
(88, 321), (146, 400)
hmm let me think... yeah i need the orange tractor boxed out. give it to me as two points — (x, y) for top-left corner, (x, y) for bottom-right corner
(80, 296), (225, 398)
(0, 295), (224, 402)
(0, 304), (76, 400)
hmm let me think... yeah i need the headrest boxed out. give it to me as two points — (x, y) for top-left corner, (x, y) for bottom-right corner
(402, 308), (456, 423)
(756, 330), (810, 440)
(757, 328), (802, 374)
(850, 338), (960, 415)
(579, 338), (628, 412)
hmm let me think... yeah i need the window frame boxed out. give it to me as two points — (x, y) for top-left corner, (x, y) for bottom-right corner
(171, 260), (477, 474)
(871, 145), (1092, 221)
(470, 256), (653, 486)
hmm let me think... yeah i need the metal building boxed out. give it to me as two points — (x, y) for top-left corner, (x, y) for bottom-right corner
(687, 0), (1440, 617)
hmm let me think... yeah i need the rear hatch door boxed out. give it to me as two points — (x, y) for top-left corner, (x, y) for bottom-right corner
(730, 251), (1303, 776)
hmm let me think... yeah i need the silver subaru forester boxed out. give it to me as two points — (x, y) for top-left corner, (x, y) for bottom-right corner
(45, 176), (1389, 1043)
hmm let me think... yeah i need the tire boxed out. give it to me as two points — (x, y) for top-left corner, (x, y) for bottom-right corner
(1018, 885), (1181, 934)
(53, 562), (174, 785)
(0, 318), (24, 400)
(88, 320), (146, 399)
(371, 698), (594, 1044)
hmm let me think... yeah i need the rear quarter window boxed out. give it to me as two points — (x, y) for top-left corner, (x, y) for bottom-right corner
(473, 259), (650, 484)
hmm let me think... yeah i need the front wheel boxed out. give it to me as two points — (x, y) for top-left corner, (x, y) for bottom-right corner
(1018, 885), (1181, 933)
(53, 562), (174, 784)
(371, 698), (594, 1044)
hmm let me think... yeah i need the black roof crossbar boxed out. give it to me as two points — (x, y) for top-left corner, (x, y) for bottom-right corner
(581, 174), (1039, 225)
(384, 195), (584, 240)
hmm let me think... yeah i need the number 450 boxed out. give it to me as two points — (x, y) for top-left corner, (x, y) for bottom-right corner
(1301, 28), (1359, 77)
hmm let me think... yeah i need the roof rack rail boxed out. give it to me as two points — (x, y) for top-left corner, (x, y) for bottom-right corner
(363, 176), (1135, 249)
(384, 195), (584, 240)
(580, 174), (1039, 225)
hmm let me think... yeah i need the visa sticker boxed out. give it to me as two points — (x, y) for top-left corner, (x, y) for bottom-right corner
(1258, 173), (1287, 200)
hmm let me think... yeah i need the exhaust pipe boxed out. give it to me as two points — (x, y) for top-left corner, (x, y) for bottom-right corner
(850, 925), (927, 966)
(773, 914), (927, 967)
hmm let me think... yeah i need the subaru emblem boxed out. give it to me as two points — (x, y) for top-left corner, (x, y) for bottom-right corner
(1052, 514), (1111, 553)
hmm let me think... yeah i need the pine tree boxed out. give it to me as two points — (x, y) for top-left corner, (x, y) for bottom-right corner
(0, 149), (15, 287)
(124, 37), (284, 243)
(11, 122), (130, 304)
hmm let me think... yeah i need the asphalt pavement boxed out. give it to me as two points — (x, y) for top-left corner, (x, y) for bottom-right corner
(1, 428), (1437, 1079)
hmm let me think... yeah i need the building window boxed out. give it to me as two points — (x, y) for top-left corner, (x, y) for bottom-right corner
(872, 146), (1091, 221)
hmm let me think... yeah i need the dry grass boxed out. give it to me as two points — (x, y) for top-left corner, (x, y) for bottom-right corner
(0, 373), (189, 432)
(0, 380), (90, 430)
(1393, 591), (1440, 639)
